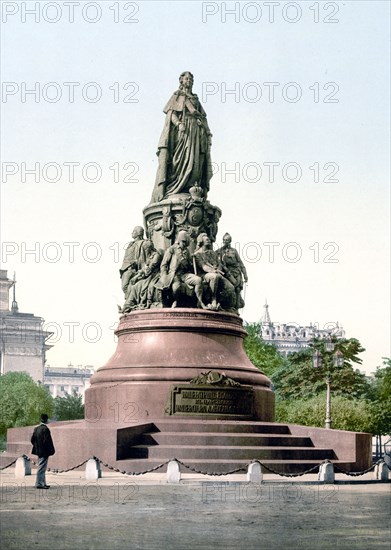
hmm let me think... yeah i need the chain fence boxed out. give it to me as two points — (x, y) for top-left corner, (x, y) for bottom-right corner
(1, 454), (389, 477)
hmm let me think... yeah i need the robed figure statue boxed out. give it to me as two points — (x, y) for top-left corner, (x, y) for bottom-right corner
(150, 71), (213, 203)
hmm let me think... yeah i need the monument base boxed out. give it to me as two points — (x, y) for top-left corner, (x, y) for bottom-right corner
(85, 308), (275, 422)
(3, 419), (372, 474)
(3, 309), (372, 474)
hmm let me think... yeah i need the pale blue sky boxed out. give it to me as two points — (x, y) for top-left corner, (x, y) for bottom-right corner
(1, 1), (390, 373)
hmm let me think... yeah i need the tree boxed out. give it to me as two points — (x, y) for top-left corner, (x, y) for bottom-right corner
(366, 358), (391, 436)
(53, 390), (84, 421)
(271, 337), (369, 401)
(243, 322), (287, 377)
(275, 393), (373, 433)
(0, 372), (54, 436)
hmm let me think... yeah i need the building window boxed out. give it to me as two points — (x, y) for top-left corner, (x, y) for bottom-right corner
(72, 386), (79, 393)
(60, 385), (65, 392)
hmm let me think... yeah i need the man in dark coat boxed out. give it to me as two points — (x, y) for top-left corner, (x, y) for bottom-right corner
(31, 413), (55, 489)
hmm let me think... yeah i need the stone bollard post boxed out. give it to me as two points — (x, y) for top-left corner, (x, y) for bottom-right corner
(167, 460), (181, 483)
(374, 461), (389, 481)
(318, 462), (335, 483)
(85, 458), (102, 480)
(247, 462), (263, 483)
(15, 456), (31, 478)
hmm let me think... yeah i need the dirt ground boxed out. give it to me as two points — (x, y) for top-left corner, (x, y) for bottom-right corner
(1, 471), (390, 550)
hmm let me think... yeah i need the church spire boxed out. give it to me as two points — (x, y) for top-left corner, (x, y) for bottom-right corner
(11, 272), (19, 313)
(262, 299), (272, 325)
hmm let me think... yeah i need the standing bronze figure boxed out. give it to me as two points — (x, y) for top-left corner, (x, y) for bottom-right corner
(150, 71), (213, 203)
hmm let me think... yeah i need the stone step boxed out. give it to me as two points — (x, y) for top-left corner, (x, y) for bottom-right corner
(126, 445), (336, 461)
(152, 421), (291, 434)
(6, 442), (32, 454)
(139, 433), (314, 447)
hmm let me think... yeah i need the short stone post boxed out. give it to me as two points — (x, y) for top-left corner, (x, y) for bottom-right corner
(374, 461), (389, 481)
(318, 462), (335, 483)
(85, 458), (102, 480)
(15, 456), (31, 478)
(247, 462), (263, 483)
(167, 460), (181, 483)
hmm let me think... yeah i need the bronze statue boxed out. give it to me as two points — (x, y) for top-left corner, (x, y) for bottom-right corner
(122, 241), (163, 312)
(217, 233), (248, 309)
(120, 226), (149, 300)
(156, 230), (206, 309)
(150, 71), (213, 203)
(119, 74), (247, 316)
(193, 233), (235, 311)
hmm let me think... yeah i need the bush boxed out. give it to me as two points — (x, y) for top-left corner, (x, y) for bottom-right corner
(53, 390), (84, 421)
(275, 393), (374, 433)
(0, 372), (54, 436)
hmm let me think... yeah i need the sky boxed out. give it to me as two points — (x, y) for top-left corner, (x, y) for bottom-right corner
(1, 0), (390, 375)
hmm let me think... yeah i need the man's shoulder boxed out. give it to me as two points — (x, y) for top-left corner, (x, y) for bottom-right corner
(34, 424), (49, 436)
(37, 423), (49, 430)
(163, 91), (185, 113)
(125, 240), (135, 250)
(166, 244), (179, 253)
(162, 245), (175, 260)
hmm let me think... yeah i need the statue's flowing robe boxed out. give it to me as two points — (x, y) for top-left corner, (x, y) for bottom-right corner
(150, 91), (213, 203)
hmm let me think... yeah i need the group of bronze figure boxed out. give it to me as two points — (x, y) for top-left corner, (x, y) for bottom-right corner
(119, 71), (248, 314)
(120, 227), (247, 313)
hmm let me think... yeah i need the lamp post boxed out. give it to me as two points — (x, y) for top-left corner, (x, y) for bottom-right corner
(312, 338), (344, 429)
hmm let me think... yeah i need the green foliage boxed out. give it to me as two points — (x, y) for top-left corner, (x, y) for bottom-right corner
(370, 358), (391, 400)
(271, 337), (369, 401)
(243, 322), (287, 377)
(275, 393), (374, 433)
(366, 358), (391, 435)
(53, 390), (84, 421)
(0, 372), (54, 436)
(370, 399), (391, 436)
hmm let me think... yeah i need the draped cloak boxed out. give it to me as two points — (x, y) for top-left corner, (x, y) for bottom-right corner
(150, 91), (213, 203)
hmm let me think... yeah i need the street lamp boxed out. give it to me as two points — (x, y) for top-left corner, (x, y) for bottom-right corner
(312, 338), (344, 429)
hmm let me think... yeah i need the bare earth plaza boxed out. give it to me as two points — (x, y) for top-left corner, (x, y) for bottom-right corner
(1, 1), (390, 549)
(1, 469), (390, 550)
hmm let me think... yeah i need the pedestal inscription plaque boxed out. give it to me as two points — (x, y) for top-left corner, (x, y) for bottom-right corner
(165, 384), (254, 418)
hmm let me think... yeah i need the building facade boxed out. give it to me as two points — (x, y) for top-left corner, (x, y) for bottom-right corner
(0, 270), (53, 383)
(0, 270), (95, 399)
(44, 364), (94, 400)
(260, 301), (345, 357)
